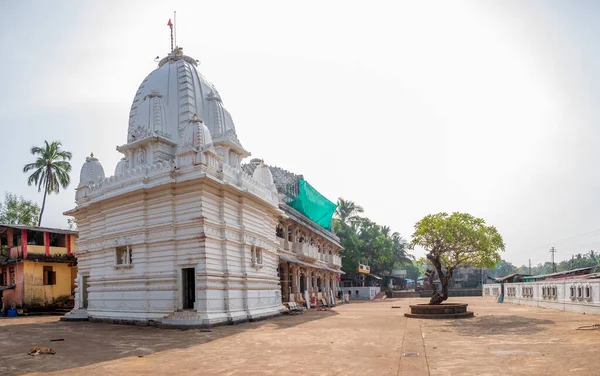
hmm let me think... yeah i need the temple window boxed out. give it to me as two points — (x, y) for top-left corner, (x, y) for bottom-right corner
(276, 224), (284, 238)
(115, 246), (133, 267)
(251, 246), (263, 266)
(9, 267), (15, 285)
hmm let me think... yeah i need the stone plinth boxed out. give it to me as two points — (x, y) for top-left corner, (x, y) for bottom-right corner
(404, 303), (474, 319)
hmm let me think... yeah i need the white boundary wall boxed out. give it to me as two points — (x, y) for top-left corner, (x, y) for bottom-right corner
(482, 279), (600, 315)
(344, 287), (380, 300)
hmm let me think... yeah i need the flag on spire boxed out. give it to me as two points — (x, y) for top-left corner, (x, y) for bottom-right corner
(167, 19), (173, 29)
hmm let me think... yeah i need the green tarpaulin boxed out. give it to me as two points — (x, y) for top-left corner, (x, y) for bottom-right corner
(289, 179), (337, 230)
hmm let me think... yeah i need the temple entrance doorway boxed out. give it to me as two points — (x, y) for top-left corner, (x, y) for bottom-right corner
(182, 268), (196, 310)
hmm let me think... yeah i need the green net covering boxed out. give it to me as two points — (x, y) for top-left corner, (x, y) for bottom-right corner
(289, 179), (337, 230)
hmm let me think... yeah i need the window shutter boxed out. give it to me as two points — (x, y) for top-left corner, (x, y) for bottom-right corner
(51, 271), (57, 285)
(43, 270), (49, 285)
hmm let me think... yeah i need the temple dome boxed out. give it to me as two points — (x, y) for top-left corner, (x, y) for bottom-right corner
(79, 154), (105, 187)
(252, 160), (276, 189)
(127, 49), (248, 157)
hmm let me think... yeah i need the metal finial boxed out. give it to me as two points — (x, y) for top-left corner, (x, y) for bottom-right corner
(90, 152), (94, 158)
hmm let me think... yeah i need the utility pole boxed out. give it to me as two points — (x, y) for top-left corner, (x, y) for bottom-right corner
(550, 247), (558, 273)
(528, 259), (531, 275)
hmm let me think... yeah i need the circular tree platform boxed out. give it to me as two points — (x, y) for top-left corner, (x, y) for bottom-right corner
(404, 303), (474, 319)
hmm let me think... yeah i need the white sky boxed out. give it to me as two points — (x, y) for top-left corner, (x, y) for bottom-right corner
(1, 0), (600, 267)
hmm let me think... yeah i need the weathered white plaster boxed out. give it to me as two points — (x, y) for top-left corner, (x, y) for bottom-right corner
(65, 48), (344, 327)
(65, 50), (287, 326)
(483, 280), (600, 315)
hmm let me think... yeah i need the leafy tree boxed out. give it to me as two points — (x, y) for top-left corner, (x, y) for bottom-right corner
(0, 192), (41, 226)
(333, 198), (417, 286)
(67, 217), (77, 230)
(489, 259), (517, 277)
(403, 263), (421, 282)
(23, 141), (72, 226)
(410, 212), (505, 305)
(335, 198), (364, 229)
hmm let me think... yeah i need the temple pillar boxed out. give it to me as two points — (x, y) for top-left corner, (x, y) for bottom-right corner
(282, 262), (290, 302)
(290, 265), (298, 300)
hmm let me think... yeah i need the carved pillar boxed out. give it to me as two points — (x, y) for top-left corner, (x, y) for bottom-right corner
(291, 266), (298, 300)
(282, 262), (290, 302)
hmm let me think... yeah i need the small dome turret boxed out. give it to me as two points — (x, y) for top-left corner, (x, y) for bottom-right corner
(78, 153), (105, 187)
(252, 160), (275, 189)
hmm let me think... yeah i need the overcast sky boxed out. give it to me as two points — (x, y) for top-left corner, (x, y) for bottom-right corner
(1, 0), (600, 266)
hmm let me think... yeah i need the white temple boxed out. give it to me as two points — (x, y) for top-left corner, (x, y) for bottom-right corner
(64, 47), (343, 327)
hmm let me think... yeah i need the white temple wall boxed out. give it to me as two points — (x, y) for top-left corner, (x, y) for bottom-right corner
(72, 174), (284, 325)
(482, 280), (600, 315)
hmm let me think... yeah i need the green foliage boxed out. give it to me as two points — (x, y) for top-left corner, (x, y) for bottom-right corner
(398, 261), (421, 281)
(513, 250), (600, 276)
(334, 198), (416, 283)
(489, 259), (518, 277)
(23, 140), (72, 226)
(410, 212), (505, 304)
(67, 217), (77, 230)
(0, 192), (41, 226)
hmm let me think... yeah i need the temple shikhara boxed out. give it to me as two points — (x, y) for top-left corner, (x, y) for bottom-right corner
(64, 45), (343, 326)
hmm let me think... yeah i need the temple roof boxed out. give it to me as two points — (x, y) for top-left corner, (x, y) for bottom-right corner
(126, 49), (248, 155)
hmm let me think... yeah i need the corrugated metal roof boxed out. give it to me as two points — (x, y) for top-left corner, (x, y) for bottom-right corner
(526, 265), (599, 280)
(0, 224), (77, 235)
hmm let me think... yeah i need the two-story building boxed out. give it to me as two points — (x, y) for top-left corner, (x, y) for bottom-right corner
(243, 160), (344, 306)
(0, 225), (78, 314)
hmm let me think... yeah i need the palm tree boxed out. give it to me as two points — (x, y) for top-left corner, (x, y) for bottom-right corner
(335, 198), (364, 226)
(23, 141), (72, 226)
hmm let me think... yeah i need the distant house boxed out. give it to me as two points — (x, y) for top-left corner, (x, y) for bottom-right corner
(0, 224), (78, 314)
(494, 273), (530, 284)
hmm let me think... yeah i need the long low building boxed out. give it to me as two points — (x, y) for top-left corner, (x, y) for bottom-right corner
(483, 269), (600, 315)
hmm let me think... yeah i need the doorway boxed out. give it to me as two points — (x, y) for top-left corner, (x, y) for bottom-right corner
(300, 273), (306, 294)
(182, 268), (196, 310)
(81, 276), (89, 309)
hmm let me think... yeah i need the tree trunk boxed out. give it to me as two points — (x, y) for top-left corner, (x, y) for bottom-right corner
(428, 255), (449, 305)
(38, 187), (48, 227)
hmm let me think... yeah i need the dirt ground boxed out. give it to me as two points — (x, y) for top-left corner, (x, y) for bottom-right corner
(0, 297), (599, 376)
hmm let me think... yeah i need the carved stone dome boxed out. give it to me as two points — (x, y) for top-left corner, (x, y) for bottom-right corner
(79, 154), (105, 187)
(127, 49), (248, 157)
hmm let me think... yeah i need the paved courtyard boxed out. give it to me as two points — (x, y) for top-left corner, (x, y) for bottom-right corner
(1, 297), (599, 376)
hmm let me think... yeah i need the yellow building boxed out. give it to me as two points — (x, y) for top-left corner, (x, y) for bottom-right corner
(0, 225), (78, 313)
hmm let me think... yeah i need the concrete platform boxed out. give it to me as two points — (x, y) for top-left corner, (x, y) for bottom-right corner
(1, 298), (599, 375)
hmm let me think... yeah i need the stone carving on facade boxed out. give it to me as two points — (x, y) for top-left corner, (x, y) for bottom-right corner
(129, 125), (151, 142)
(135, 148), (146, 167)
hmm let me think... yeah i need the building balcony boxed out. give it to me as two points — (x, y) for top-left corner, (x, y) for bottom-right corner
(277, 237), (290, 251)
(329, 255), (342, 268)
(292, 242), (319, 262)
